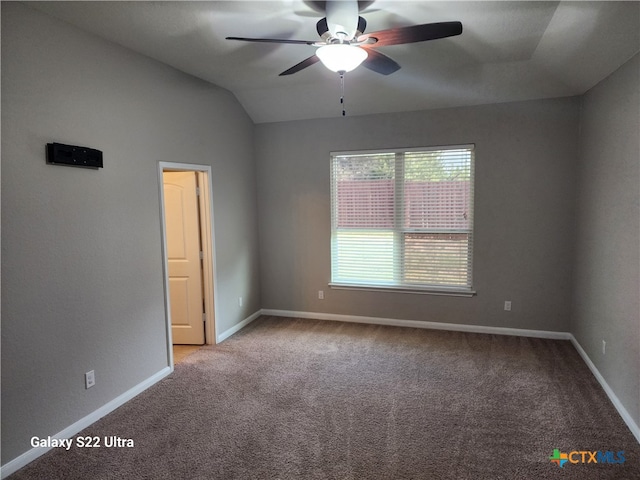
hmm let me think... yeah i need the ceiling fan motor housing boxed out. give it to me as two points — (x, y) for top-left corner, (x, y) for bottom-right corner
(325, 0), (359, 40)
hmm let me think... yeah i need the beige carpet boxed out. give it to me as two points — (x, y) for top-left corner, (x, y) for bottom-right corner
(173, 345), (204, 364)
(8, 316), (640, 479)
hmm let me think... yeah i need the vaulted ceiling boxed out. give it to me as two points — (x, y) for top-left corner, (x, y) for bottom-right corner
(29, 1), (640, 123)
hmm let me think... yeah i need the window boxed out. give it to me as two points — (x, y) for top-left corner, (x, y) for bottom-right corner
(330, 145), (475, 295)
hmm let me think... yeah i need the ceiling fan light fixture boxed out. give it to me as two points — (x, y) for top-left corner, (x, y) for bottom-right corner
(316, 44), (368, 73)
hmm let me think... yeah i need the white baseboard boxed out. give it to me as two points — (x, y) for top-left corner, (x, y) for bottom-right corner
(216, 310), (262, 343)
(569, 336), (640, 444)
(0, 367), (172, 479)
(260, 309), (572, 340)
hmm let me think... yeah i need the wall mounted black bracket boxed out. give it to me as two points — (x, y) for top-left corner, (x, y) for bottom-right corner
(46, 143), (103, 169)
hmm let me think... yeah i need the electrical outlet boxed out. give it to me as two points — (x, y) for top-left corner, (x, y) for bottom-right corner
(318, 290), (324, 300)
(602, 340), (606, 355)
(504, 301), (512, 311)
(85, 370), (95, 389)
(238, 296), (243, 307)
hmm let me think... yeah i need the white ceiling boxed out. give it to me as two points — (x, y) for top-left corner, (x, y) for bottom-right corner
(28, 1), (640, 124)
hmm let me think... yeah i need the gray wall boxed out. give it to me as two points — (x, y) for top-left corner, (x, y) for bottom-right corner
(1, 3), (260, 464)
(256, 97), (580, 332)
(572, 53), (640, 426)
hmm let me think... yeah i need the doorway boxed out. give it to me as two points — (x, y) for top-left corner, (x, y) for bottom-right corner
(158, 163), (217, 366)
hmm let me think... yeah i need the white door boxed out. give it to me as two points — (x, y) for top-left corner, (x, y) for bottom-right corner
(163, 171), (205, 345)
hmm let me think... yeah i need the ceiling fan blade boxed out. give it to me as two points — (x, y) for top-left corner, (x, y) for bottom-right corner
(279, 55), (321, 76)
(361, 49), (400, 75)
(358, 21), (462, 47)
(226, 36), (317, 46)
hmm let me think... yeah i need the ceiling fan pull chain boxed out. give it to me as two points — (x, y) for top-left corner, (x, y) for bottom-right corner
(340, 72), (346, 116)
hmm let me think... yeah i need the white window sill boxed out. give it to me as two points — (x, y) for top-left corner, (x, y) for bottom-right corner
(329, 283), (476, 297)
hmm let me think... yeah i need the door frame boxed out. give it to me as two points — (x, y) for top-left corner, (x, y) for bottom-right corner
(158, 162), (218, 367)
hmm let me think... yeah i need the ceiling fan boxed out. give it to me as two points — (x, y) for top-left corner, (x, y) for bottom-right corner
(226, 0), (463, 76)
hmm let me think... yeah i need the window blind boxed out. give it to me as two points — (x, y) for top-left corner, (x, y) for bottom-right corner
(330, 145), (474, 293)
